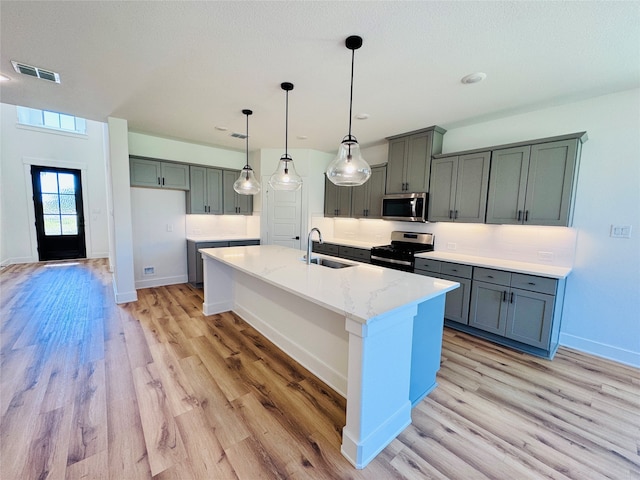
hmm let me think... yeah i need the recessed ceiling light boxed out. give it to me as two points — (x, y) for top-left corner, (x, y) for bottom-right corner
(297, 135), (308, 140)
(355, 113), (370, 120)
(461, 72), (486, 85)
(214, 126), (228, 131)
(0, 74), (10, 82)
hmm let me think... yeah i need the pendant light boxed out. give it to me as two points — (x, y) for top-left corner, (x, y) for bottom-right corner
(233, 109), (261, 195)
(326, 35), (371, 187)
(269, 82), (303, 191)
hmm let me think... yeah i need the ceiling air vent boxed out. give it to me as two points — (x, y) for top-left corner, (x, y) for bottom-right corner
(230, 132), (247, 139)
(11, 60), (60, 83)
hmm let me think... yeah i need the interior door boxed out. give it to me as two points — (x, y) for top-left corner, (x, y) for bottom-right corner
(31, 165), (86, 261)
(267, 186), (302, 249)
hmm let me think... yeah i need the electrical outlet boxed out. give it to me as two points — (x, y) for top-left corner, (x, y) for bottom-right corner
(538, 251), (554, 261)
(610, 225), (632, 238)
(447, 242), (457, 250)
(166, 224), (173, 232)
(143, 266), (155, 276)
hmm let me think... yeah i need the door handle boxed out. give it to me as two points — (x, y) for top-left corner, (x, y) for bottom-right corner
(292, 236), (300, 240)
(502, 291), (507, 302)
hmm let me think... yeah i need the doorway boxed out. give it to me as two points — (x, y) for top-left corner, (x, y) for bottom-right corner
(266, 185), (303, 250)
(31, 165), (87, 261)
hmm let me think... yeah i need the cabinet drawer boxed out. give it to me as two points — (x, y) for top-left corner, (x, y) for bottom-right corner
(339, 246), (370, 262)
(197, 241), (230, 250)
(441, 262), (473, 278)
(414, 258), (442, 273)
(510, 273), (557, 295)
(229, 239), (260, 246)
(313, 242), (339, 256)
(473, 267), (511, 285)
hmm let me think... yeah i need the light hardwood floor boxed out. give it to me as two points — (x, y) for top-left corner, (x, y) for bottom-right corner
(1, 259), (638, 479)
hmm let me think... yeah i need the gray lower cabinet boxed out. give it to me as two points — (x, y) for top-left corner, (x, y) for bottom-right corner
(324, 175), (352, 217)
(187, 239), (260, 286)
(429, 152), (490, 223)
(351, 165), (387, 218)
(312, 241), (340, 256)
(469, 268), (557, 351)
(187, 166), (223, 214)
(338, 245), (371, 263)
(414, 259), (472, 325)
(130, 156), (190, 190)
(486, 138), (580, 226)
(415, 259), (564, 358)
(223, 170), (253, 215)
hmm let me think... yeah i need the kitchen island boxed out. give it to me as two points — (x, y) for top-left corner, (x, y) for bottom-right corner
(200, 244), (458, 469)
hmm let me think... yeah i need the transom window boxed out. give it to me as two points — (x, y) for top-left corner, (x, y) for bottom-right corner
(17, 106), (86, 134)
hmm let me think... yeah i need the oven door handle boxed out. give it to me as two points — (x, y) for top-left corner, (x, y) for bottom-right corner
(371, 255), (413, 267)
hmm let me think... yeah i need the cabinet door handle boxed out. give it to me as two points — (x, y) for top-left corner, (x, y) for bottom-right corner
(502, 291), (507, 302)
(162, 177), (165, 186)
(517, 210), (522, 221)
(451, 269), (458, 272)
(454, 210), (458, 219)
(158, 177), (161, 185)
(487, 275), (494, 279)
(524, 210), (529, 222)
(449, 210), (453, 219)
(405, 182), (409, 191)
(528, 282), (536, 286)
(510, 292), (514, 303)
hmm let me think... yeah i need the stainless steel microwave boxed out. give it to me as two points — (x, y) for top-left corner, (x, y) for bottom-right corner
(381, 192), (428, 222)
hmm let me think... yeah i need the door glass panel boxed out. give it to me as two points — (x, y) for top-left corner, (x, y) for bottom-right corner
(42, 193), (60, 214)
(61, 216), (78, 235)
(58, 173), (75, 194)
(40, 172), (59, 193)
(44, 215), (62, 235)
(59, 194), (76, 214)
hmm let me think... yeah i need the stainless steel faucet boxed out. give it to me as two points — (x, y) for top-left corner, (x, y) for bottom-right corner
(307, 228), (323, 264)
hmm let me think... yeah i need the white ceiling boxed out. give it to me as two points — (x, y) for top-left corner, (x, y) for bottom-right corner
(1, 1), (639, 154)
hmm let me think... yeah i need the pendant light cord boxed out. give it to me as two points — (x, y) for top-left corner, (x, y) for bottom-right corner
(245, 112), (250, 178)
(285, 89), (289, 157)
(348, 47), (355, 138)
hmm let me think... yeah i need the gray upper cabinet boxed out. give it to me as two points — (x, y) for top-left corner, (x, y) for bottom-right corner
(429, 152), (490, 223)
(223, 170), (253, 215)
(130, 156), (190, 190)
(187, 166), (222, 214)
(351, 165), (387, 218)
(324, 174), (352, 217)
(385, 126), (445, 194)
(486, 138), (581, 226)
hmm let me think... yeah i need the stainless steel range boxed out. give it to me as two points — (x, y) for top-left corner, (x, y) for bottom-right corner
(370, 231), (435, 272)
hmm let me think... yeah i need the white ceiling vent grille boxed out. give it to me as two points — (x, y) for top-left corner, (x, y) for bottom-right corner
(11, 60), (60, 83)
(230, 132), (247, 139)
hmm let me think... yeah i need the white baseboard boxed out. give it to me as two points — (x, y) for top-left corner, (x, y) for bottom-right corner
(134, 274), (188, 289)
(560, 333), (640, 368)
(112, 278), (137, 304)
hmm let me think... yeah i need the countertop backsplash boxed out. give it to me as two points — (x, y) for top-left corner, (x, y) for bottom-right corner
(186, 214), (260, 238)
(312, 217), (576, 268)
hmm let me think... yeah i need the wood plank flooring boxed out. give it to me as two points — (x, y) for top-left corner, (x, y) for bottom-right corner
(1, 259), (638, 479)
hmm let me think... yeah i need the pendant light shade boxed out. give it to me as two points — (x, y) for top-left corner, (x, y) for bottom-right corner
(326, 35), (371, 187)
(269, 82), (302, 191)
(233, 109), (261, 195)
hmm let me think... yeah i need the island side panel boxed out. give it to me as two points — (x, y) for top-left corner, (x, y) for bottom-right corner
(232, 269), (350, 396)
(341, 304), (417, 469)
(202, 252), (234, 315)
(410, 295), (446, 406)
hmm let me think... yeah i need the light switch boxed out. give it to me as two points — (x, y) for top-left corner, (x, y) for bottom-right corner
(610, 225), (632, 238)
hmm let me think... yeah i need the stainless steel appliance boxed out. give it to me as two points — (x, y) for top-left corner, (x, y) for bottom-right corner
(370, 231), (435, 272)
(381, 192), (428, 222)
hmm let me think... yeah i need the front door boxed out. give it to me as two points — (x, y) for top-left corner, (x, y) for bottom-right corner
(31, 166), (86, 261)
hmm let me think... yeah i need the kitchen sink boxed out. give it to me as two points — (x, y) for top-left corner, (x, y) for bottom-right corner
(306, 257), (356, 269)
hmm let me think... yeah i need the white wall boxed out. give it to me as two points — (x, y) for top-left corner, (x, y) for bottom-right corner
(128, 132), (254, 288)
(0, 103), (110, 265)
(359, 88), (640, 366)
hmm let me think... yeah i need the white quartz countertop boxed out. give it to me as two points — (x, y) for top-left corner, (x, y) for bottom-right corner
(200, 245), (458, 323)
(186, 235), (260, 243)
(415, 251), (572, 279)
